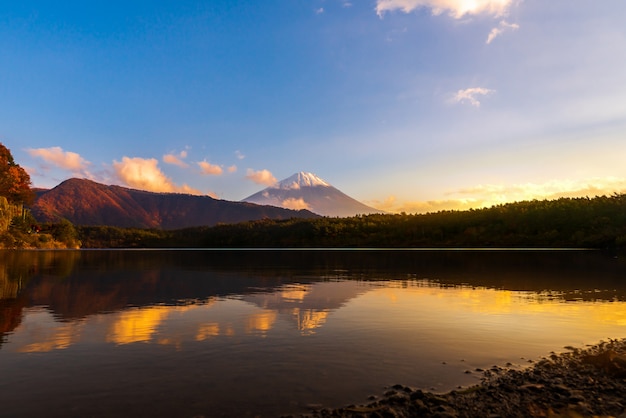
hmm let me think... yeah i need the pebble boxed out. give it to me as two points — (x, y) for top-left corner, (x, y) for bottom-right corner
(295, 338), (626, 418)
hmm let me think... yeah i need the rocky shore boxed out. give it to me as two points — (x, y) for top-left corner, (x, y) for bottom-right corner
(294, 339), (626, 418)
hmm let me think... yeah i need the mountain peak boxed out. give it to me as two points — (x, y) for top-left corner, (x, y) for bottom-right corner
(243, 172), (384, 217)
(275, 172), (330, 190)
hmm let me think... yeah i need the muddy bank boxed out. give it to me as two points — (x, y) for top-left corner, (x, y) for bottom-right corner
(292, 339), (626, 418)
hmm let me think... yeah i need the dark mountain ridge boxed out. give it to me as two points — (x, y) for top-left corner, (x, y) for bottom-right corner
(29, 178), (319, 229)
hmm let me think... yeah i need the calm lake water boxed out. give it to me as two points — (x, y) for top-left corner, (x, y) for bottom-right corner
(1, 249), (626, 417)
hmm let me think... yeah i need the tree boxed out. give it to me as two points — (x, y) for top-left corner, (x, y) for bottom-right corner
(0, 143), (34, 205)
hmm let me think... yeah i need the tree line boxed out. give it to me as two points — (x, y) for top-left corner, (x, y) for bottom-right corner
(78, 193), (626, 250)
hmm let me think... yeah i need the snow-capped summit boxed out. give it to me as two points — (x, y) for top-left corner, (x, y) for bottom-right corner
(242, 172), (384, 217)
(276, 172), (330, 189)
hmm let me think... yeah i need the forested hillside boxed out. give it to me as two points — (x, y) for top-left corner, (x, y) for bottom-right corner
(78, 194), (626, 249)
(30, 178), (319, 229)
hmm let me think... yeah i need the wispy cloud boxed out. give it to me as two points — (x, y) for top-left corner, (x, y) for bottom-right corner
(315, 7), (324, 14)
(486, 20), (520, 44)
(198, 160), (223, 176)
(113, 156), (201, 194)
(235, 150), (245, 160)
(27, 146), (90, 172)
(246, 168), (277, 186)
(227, 165), (237, 173)
(451, 87), (495, 107)
(375, 0), (516, 19)
(163, 149), (189, 168)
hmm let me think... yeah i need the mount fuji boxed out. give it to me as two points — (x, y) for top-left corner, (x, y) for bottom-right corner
(242, 172), (384, 217)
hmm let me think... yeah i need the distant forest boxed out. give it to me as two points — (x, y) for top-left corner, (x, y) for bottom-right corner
(78, 193), (626, 250)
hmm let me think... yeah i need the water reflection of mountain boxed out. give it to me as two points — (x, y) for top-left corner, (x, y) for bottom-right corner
(242, 281), (370, 334)
(2, 249), (626, 346)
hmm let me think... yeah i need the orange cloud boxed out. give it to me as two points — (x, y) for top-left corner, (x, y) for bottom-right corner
(282, 197), (311, 211)
(113, 156), (201, 194)
(246, 168), (277, 186)
(163, 150), (189, 168)
(198, 161), (223, 176)
(27, 146), (90, 171)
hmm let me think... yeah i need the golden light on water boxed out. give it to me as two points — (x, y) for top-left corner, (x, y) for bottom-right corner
(292, 308), (329, 335)
(245, 311), (277, 334)
(17, 317), (84, 353)
(106, 307), (169, 345)
(280, 287), (309, 301)
(196, 323), (220, 341)
(7, 281), (626, 354)
(360, 285), (626, 346)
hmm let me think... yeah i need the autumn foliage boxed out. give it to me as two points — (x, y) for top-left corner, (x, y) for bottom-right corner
(0, 143), (34, 205)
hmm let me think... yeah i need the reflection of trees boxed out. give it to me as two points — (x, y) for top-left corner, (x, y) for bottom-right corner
(0, 250), (81, 347)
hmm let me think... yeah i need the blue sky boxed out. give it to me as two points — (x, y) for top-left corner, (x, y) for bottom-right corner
(2, 0), (626, 213)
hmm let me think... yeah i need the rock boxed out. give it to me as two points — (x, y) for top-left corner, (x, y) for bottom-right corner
(300, 338), (626, 418)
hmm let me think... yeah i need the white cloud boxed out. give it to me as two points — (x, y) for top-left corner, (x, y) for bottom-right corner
(163, 150), (189, 168)
(198, 161), (223, 176)
(282, 197), (311, 211)
(451, 87), (495, 107)
(316, 7), (324, 14)
(375, 0), (516, 19)
(27, 146), (90, 172)
(113, 156), (201, 194)
(486, 20), (519, 44)
(235, 150), (245, 160)
(246, 168), (277, 186)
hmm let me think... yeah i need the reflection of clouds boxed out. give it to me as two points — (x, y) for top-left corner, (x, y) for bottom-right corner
(292, 309), (328, 335)
(17, 310), (85, 353)
(453, 288), (515, 314)
(371, 283), (626, 334)
(196, 323), (220, 341)
(590, 305), (626, 326)
(245, 311), (277, 334)
(7, 281), (626, 356)
(280, 286), (310, 302)
(106, 307), (170, 345)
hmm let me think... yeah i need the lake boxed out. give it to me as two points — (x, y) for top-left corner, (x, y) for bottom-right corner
(1, 249), (626, 417)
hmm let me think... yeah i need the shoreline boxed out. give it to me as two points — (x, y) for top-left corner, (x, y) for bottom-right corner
(292, 339), (626, 418)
